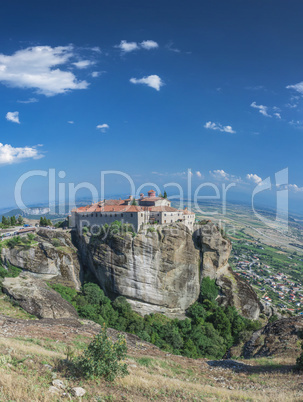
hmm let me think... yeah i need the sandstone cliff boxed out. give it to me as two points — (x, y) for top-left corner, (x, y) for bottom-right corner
(1, 229), (81, 289)
(77, 222), (261, 319)
(193, 224), (261, 320)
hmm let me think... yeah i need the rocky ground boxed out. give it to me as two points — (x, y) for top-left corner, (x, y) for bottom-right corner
(0, 301), (302, 401)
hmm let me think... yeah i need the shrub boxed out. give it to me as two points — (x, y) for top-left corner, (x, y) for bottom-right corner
(51, 238), (61, 247)
(75, 324), (128, 381)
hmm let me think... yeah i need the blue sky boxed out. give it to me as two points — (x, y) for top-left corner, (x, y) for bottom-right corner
(1, 0), (303, 213)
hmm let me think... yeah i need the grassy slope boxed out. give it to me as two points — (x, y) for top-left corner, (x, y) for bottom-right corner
(0, 304), (302, 401)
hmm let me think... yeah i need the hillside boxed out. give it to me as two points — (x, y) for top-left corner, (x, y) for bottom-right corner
(0, 308), (302, 401)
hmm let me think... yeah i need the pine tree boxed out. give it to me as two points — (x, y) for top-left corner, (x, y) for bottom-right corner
(163, 191), (168, 199)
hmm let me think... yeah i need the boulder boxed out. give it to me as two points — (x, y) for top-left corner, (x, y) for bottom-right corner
(2, 274), (78, 319)
(243, 316), (303, 359)
(1, 229), (81, 289)
(71, 387), (86, 397)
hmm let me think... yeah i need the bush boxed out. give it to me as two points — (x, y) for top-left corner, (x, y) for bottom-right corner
(75, 324), (128, 381)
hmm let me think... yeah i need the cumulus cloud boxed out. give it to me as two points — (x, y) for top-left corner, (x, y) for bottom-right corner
(116, 40), (159, 53)
(196, 171), (202, 178)
(0, 143), (43, 165)
(130, 75), (163, 91)
(246, 173), (262, 184)
(6, 111), (20, 124)
(0, 45), (89, 96)
(73, 60), (94, 69)
(286, 81), (303, 95)
(209, 169), (229, 180)
(116, 40), (139, 53)
(96, 124), (109, 133)
(140, 40), (159, 50)
(204, 121), (235, 133)
(250, 101), (271, 117)
(17, 97), (38, 104)
(287, 184), (303, 192)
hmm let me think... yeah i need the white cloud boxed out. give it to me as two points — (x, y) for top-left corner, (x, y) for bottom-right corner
(196, 171), (202, 178)
(0, 45), (89, 96)
(6, 111), (20, 124)
(287, 184), (303, 192)
(130, 75), (163, 91)
(116, 40), (139, 53)
(67, 121), (74, 124)
(246, 173), (262, 184)
(73, 60), (94, 69)
(91, 71), (103, 78)
(204, 121), (235, 133)
(250, 101), (271, 117)
(274, 112), (281, 119)
(165, 42), (181, 53)
(0, 143), (43, 165)
(91, 46), (101, 53)
(17, 97), (38, 104)
(286, 81), (303, 95)
(140, 40), (159, 50)
(209, 169), (229, 180)
(96, 124), (109, 133)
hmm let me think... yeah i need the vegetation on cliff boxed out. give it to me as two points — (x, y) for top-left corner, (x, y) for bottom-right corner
(50, 278), (261, 359)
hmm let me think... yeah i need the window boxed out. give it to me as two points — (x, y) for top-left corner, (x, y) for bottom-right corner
(121, 214), (123, 217)
(91, 213), (93, 217)
(100, 214), (102, 217)
(110, 214), (112, 217)
(115, 214), (117, 217)
(96, 213), (97, 217)
(131, 213), (133, 217)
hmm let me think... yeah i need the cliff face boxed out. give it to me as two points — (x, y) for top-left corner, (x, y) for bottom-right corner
(78, 222), (261, 319)
(1, 229), (81, 289)
(78, 224), (201, 318)
(194, 225), (261, 320)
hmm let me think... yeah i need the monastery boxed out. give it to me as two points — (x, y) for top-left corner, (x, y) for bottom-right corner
(69, 190), (195, 232)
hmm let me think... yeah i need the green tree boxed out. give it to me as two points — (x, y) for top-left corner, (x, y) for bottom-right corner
(200, 277), (219, 303)
(75, 325), (128, 381)
(163, 191), (168, 199)
(10, 216), (16, 226)
(17, 215), (24, 225)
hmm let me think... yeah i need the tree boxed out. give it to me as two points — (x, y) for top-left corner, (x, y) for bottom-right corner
(17, 215), (24, 225)
(75, 325), (128, 381)
(10, 216), (16, 226)
(163, 191), (168, 199)
(200, 277), (219, 303)
(131, 198), (137, 206)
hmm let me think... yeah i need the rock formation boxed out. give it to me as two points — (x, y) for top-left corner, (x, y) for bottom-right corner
(2, 274), (78, 319)
(78, 223), (201, 318)
(1, 229), (81, 289)
(77, 222), (261, 319)
(193, 224), (261, 320)
(243, 316), (303, 359)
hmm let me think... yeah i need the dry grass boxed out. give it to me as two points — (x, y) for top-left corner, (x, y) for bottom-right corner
(0, 321), (302, 401)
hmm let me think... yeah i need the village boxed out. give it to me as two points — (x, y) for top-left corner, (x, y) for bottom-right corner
(230, 240), (303, 314)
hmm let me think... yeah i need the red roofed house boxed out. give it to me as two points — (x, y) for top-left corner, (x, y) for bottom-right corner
(70, 191), (195, 232)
